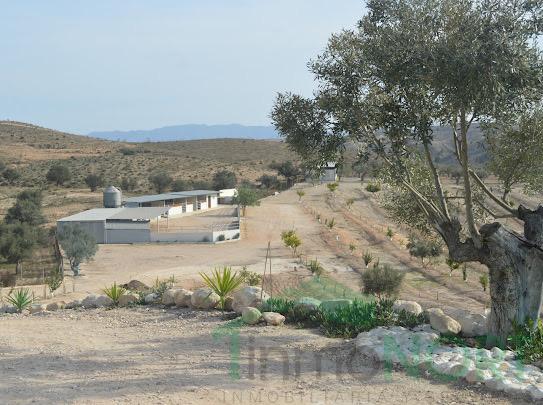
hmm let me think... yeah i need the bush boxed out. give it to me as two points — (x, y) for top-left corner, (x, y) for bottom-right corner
(509, 318), (543, 364)
(2, 168), (20, 184)
(327, 182), (339, 193)
(407, 234), (443, 267)
(361, 263), (404, 300)
(171, 179), (191, 192)
(84, 173), (104, 192)
(47, 268), (63, 295)
(200, 266), (245, 310)
(307, 259), (324, 277)
(212, 170), (237, 190)
(57, 224), (98, 276)
(46, 163), (71, 186)
(259, 297), (295, 315)
(239, 267), (262, 286)
(365, 182), (381, 192)
(149, 172), (173, 193)
(151, 276), (174, 298)
(232, 233), (240, 240)
(479, 274), (489, 291)
(217, 234), (226, 242)
(119, 147), (136, 156)
(362, 251), (374, 268)
(281, 230), (301, 256)
(121, 177), (138, 191)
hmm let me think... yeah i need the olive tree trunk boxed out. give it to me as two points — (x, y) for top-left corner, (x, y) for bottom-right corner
(440, 205), (543, 348)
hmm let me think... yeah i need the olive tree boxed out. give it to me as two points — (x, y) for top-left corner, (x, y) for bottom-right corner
(57, 224), (98, 276)
(232, 187), (260, 216)
(271, 0), (543, 346)
(46, 163), (71, 186)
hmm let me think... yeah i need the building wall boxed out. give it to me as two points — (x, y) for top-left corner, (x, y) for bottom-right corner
(57, 220), (106, 243)
(209, 196), (218, 208)
(212, 229), (240, 242)
(320, 168), (337, 182)
(106, 229), (151, 243)
(150, 231), (212, 243)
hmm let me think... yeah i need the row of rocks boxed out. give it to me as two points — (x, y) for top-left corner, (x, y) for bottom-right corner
(355, 326), (543, 401)
(241, 307), (285, 326)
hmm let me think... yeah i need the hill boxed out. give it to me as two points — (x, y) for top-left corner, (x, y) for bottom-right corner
(89, 124), (279, 142)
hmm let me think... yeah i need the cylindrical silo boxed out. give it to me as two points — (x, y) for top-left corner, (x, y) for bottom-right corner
(103, 186), (122, 208)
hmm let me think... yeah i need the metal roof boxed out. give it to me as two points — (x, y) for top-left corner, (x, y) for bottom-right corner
(124, 190), (218, 204)
(57, 207), (169, 222)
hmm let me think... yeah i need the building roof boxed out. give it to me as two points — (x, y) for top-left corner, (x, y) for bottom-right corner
(124, 190), (218, 204)
(58, 207), (169, 222)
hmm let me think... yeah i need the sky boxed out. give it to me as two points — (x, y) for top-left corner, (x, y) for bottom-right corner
(0, 0), (365, 134)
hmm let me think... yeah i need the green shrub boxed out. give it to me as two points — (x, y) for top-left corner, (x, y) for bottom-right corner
(260, 297), (295, 315)
(362, 251), (374, 268)
(217, 234), (226, 242)
(239, 267), (262, 286)
(365, 182), (381, 192)
(307, 259), (324, 277)
(509, 318), (543, 363)
(151, 277), (173, 298)
(327, 182), (339, 193)
(281, 230), (301, 256)
(407, 234), (443, 267)
(103, 282), (126, 306)
(361, 263), (404, 300)
(479, 274), (489, 292)
(385, 227), (394, 239)
(47, 268), (63, 295)
(6, 288), (33, 313)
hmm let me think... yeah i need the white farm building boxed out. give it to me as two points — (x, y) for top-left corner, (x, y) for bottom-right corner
(57, 188), (238, 244)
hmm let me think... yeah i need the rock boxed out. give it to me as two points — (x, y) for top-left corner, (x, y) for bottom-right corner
(320, 299), (352, 312)
(144, 293), (159, 304)
(448, 309), (487, 337)
(65, 300), (82, 309)
(426, 308), (461, 335)
(465, 368), (493, 383)
(294, 297), (321, 312)
(393, 300), (423, 316)
(224, 296), (234, 312)
(191, 288), (220, 309)
(174, 289), (193, 307)
(121, 280), (150, 293)
(0, 305), (17, 314)
(241, 307), (262, 325)
(161, 289), (180, 306)
(95, 295), (114, 307)
(262, 311), (285, 326)
(29, 304), (47, 314)
(46, 301), (66, 311)
(81, 294), (99, 308)
(118, 293), (139, 307)
(529, 384), (543, 400)
(232, 286), (269, 313)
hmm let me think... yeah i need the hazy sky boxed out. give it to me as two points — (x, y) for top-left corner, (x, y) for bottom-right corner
(1, 1), (365, 134)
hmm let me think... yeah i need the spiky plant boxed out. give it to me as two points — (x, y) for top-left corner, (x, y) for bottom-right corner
(296, 190), (305, 201)
(385, 227), (394, 239)
(6, 288), (33, 313)
(307, 259), (324, 278)
(200, 266), (245, 310)
(362, 251), (374, 268)
(327, 218), (335, 230)
(103, 282), (126, 306)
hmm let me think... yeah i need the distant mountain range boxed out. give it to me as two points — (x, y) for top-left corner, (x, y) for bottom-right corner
(88, 124), (280, 142)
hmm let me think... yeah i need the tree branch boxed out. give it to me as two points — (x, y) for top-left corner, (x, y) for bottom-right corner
(423, 140), (451, 221)
(469, 169), (518, 217)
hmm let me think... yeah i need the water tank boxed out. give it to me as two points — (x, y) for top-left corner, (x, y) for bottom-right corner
(103, 186), (122, 208)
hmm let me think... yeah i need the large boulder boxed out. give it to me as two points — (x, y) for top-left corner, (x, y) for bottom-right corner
(191, 288), (220, 309)
(294, 297), (321, 312)
(426, 308), (461, 335)
(46, 301), (66, 311)
(81, 294), (99, 308)
(162, 289), (180, 306)
(144, 293), (159, 304)
(393, 300), (423, 316)
(95, 295), (114, 308)
(448, 309), (487, 337)
(241, 307), (262, 325)
(174, 289), (193, 307)
(320, 299), (352, 312)
(118, 293), (140, 307)
(0, 305), (17, 314)
(29, 304), (47, 314)
(262, 311), (285, 326)
(232, 286), (269, 313)
(65, 300), (82, 309)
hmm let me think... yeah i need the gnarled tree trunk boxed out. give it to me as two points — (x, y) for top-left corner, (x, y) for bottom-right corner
(440, 205), (543, 348)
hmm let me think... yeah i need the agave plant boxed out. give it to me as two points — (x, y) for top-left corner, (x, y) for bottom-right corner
(362, 251), (374, 268)
(6, 288), (33, 313)
(102, 282), (126, 306)
(200, 266), (245, 310)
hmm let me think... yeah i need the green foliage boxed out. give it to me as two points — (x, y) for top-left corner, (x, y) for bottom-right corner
(307, 259), (324, 277)
(509, 318), (543, 364)
(0, 222), (41, 273)
(278, 275), (368, 302)
(57, 224), (98, 276)
(258, 174), (280, 190)
(47, 268), (63, 294)
(407, 233), (443, 267)
(362, 251), (374, 267)
(171, 178), (190, 192)
(385, 227), (394, 239)
(345, 198), (354, 208)
(326, 218), (335, 229)
(103, 282), (126, 306)
(148, 171), (173, 193)
(6, 288), (33, 312)
(296, 190), (305, 201)
(365, 183), (381, 193)
(4, 190), (45, 226)
(326, 182), (338, 193)
(270, 161), (301, 188)
(217, 234), (226, 242)
(200, 266), (245, 310)
(121, 177), (138, 191)
(446, 258), (461, 277)
(2, 168), (20, 184)
(259, 297), (295, 315)
(281, 230), (301, 256)
(232, 187), (261, 216)
(361, 263), (404, 300)
(119, 147), (136, 156)
(212, 170), (237, 190)
(485, 109), (543, 199)
(239, 267), (262, 286)
(348, 243), (356, 253)
(46, 163), (71, 186)
(84, 173), (104, 192)
(151, 277), (173, 298)
(479, 274), (489, 292)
